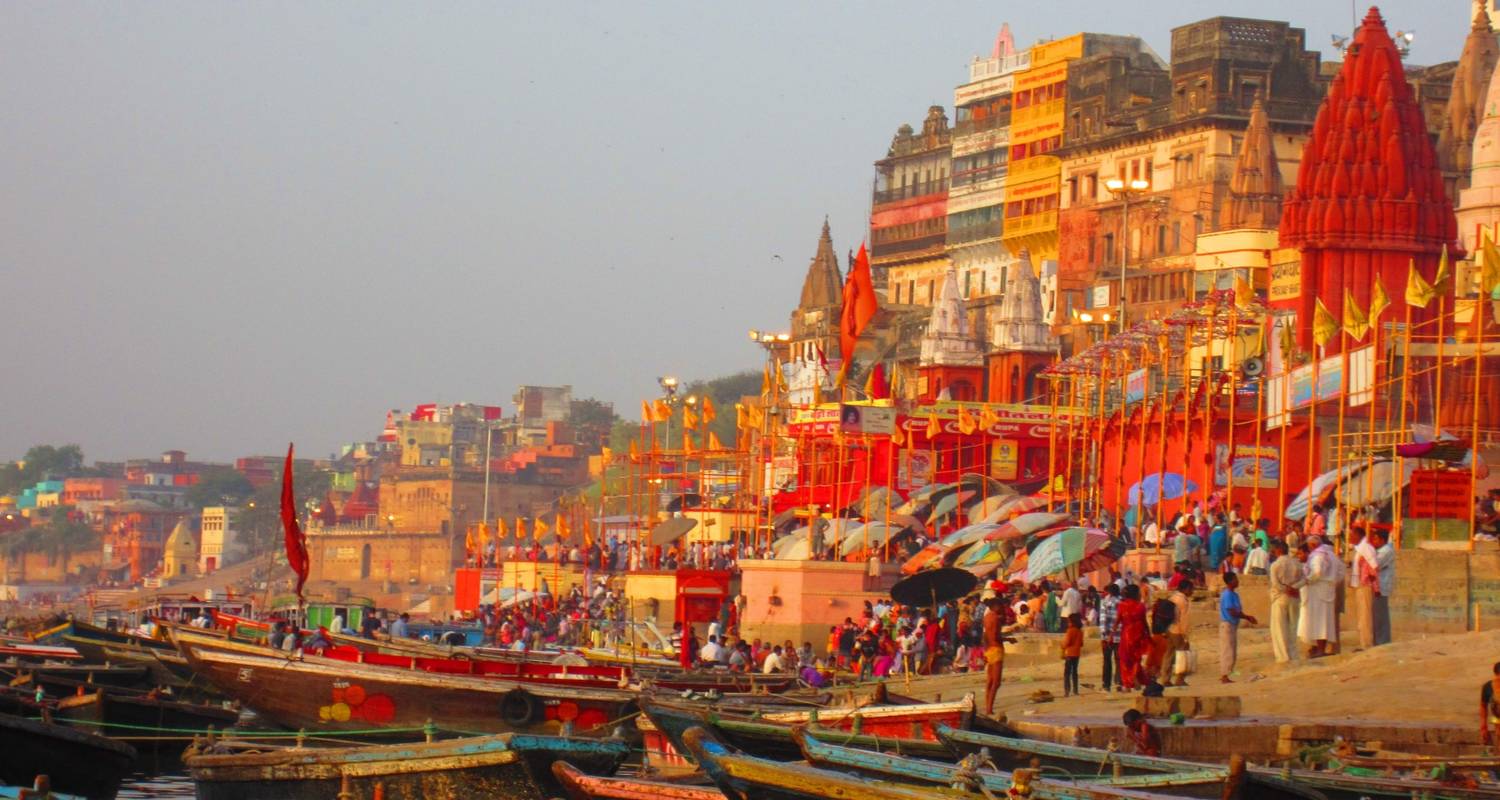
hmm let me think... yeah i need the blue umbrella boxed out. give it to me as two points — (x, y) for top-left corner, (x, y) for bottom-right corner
(1127, 472), (1198, 506)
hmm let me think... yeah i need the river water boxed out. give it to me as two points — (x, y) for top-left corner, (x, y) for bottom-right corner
(119, 772), (194, 798)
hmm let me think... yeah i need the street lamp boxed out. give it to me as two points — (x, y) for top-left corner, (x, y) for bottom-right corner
(1104, 177), (1150, 333)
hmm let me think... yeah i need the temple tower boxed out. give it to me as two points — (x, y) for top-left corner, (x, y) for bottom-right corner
(916, 266), (985, 402)
(986, 249), (1056, 404)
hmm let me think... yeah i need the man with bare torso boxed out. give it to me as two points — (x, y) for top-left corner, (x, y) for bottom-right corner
(982, 589), (1014, 716)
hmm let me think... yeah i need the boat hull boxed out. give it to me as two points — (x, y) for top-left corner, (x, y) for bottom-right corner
(56, 690), (240, 771)
(0, 712), (137, 799)
(551, 761), (722, 800)
(641, 697), (959, 762)
(188, 733), (627, 800)
(178, 636), (637, 738)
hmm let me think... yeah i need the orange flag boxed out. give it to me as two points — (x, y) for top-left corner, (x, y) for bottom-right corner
(838, 243), (878, 384)
(515, 517), (528, 542)
(496, 517), (509, 541)
(684, 405), (700, 429)
(683, 431), (695, 455)
(708, 431), (725, 450)
(534, 516), (550, 541)
(641, 401), (654, 423)
(927, 410), (942, 439)
(701, 396), (717, 423)
(556, 512), (570, 541)
(652, 399), (672, 423)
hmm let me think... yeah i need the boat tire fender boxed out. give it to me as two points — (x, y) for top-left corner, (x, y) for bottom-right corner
(501, 688), (541, 726)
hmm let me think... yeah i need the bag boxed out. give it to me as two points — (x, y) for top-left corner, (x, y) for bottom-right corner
(1173, 646), (1196, 676)
(1150, 598), (1176, 635)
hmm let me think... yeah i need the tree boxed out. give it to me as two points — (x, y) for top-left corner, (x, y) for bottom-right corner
(185, 467), (255, 508)
(232, 465), (332, 555)
(568, 398), (620, 450)
(0, 444), (88, 496)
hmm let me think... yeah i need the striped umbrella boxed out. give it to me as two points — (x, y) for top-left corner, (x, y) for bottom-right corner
(1023, 527), (1125, 580)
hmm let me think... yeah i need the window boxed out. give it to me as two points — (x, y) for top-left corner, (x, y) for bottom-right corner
(1088, 237), (1096, 264)
(908, 280), (915, 303)
(1172, 221), (1182, 253)
(1156, 225), (1166, 254)
(1103, 233), (1116, 265)
(964, 271), (972, 298)
(928, 280), (936, 302)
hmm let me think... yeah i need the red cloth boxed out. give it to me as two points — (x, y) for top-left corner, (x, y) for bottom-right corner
(1115, 598), (1150, 689)
(280, 444), (310, 601)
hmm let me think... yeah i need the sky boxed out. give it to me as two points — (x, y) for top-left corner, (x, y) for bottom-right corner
(0, 1), (1471, 463)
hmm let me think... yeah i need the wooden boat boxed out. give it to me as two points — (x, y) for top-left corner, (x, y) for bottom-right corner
(2, 663), (152, 697)
(937, 724), (1499, 800)
(681, 725), (1184, 800)
(55, 688), (240, 770)
(174, 630), (637, 737)
(37, 620), (174, 657)
(0, 712), (137, 799)
(552, 761), (722, 800)
(641, 694), (976, 762)
(0, 775), (85, 799)
(186, 731), (630, 800)
(795, 727), (1322, 800)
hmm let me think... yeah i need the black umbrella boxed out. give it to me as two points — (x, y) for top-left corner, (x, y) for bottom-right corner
(890, 567), (979, 608)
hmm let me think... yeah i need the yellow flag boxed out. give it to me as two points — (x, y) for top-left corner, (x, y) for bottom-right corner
(926, 410), (942, 439)
(515, 517), (528, 542)
(812, 382), (823, 405)
(708, 431), (725, 450)
(747, 405), (765, 429)
(735, 403), (747, 430)
(1233, 272), (1254, 308)
(700, 396), (716, 423)
(653, 399), (672, 423)
(534, 517), (550, 541)
(556, 513), (570, 541)
(1278, 317), (1296, 361)
(641, 401), (654, 423)
(683, 406), (700, 430)
(628, 440), (640, 459)
(761, 366), (772, 395)
(1405, 259), (1436, 308)
(496, 517), (509, 540)
(775, 362), (788, 393)
(891, 423), (905, 446)
(1342, 288), (1369, 341)
(862, 367), (876, 398)
(682, 431), (694, 455)
(1369, 276), (1390, 323)
(476, 522), (489, 554)
(464, 525), (475, 555)
(978, 405), (1001, 430)
(1435, 244), (1452, 294)
(1312, 297), (1338, 347)
(1482, 237), (1500, 298)
(956, 405), (977, 435)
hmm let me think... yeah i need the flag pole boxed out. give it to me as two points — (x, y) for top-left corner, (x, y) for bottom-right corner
(1064, 375), (1077, 513)
(1472, 292), (1485, 554)
(1395, 297), (1413, 547)
(1095, 359), (1110, 522)
(1181, 317), (1194, 519)
(1336, 326), (1350, 545)
(1226, 303), (1241, 515)
(1048, 377), (1059, 511)
(1115, 351), (1129, 527)
(1434, 292), (1447, 542)
(1277, 318), (1291, 524)
(1157, 334), (1171, 552)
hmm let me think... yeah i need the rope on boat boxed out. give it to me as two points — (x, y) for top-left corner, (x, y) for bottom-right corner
(25, 716), (454, 739)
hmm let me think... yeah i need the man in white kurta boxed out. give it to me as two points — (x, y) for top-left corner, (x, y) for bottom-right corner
(1297, 535), (1342, 657)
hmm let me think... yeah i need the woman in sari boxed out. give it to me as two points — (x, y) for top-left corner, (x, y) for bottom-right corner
(1116, 583), (1150, 690)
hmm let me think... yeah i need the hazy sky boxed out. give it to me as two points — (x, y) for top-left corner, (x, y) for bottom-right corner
(0, 2), (1468, 462)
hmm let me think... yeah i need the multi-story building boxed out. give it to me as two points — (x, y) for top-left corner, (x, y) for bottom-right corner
(873, 106), (952, 304)
(945, 31), (1027, 337)
(199, 506), (235, 574)
(1052, 17), (1322, 351)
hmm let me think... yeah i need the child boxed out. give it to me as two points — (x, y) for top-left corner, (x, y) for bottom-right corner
(1122, 709), (1161, 756)
(1062, 613), (1083, 697)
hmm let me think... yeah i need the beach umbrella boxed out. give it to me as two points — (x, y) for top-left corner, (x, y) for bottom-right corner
(772, 527), (809, 557)
(1333, 459), (1418, 507)
(649, 517), (698, 548)
(780, 519), (860, 560)
(900, 523), (1003, 575)
(1126, 472), (1198, 506)
(982, 512), (1070, 542)
(890, 567), (978, 608)
(953, 539), (1011, 574)
(967, 495), (1011, 524)
(959, 473), (1012, 498)
(929, 490), (976, 525)
(1023, 527), (1124, 580)
(977, 495), (1050, 525)
(1285, 462), (1370, 521)
(835, 522), (904, 559)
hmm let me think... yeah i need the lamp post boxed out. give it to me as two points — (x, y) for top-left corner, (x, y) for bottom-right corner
(1104, 177), (1150, 333)
(748, 329), (790, 547)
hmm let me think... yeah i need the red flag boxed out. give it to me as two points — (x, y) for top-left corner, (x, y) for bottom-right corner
(869, 362), (890, 400)
(280, 443), (310, 602)
(838, 243), (878, 381)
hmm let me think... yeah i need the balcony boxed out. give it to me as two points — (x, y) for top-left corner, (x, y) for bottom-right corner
(870, 232), (947, 258)
(954, 116), (1010, 137)
(872, 178), (949, 206)
(946, 223), (1002, 247)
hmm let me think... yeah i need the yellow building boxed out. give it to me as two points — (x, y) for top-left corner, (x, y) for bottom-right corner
(161, 519), (197, 580)
(1000, 35), (1082, 262)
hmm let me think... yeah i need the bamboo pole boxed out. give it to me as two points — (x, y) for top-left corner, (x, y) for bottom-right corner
(1181, 317), (1194, 519)
(1336, 328), (1350, 547)
(1278, 318), (1291, 524)
(1095, 359), (1111, 522)
(1226, 304), (1240, 515)
(1434, 292), (1447, 542)
(1472, 298), (1485, 554)
(1048, 378), (1059, 511)
(883, 433), (894, 563)
(1394, 301), (1414, 547)
(1115, 351), (1129, 527)
(1065, 375), (1078, 513)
